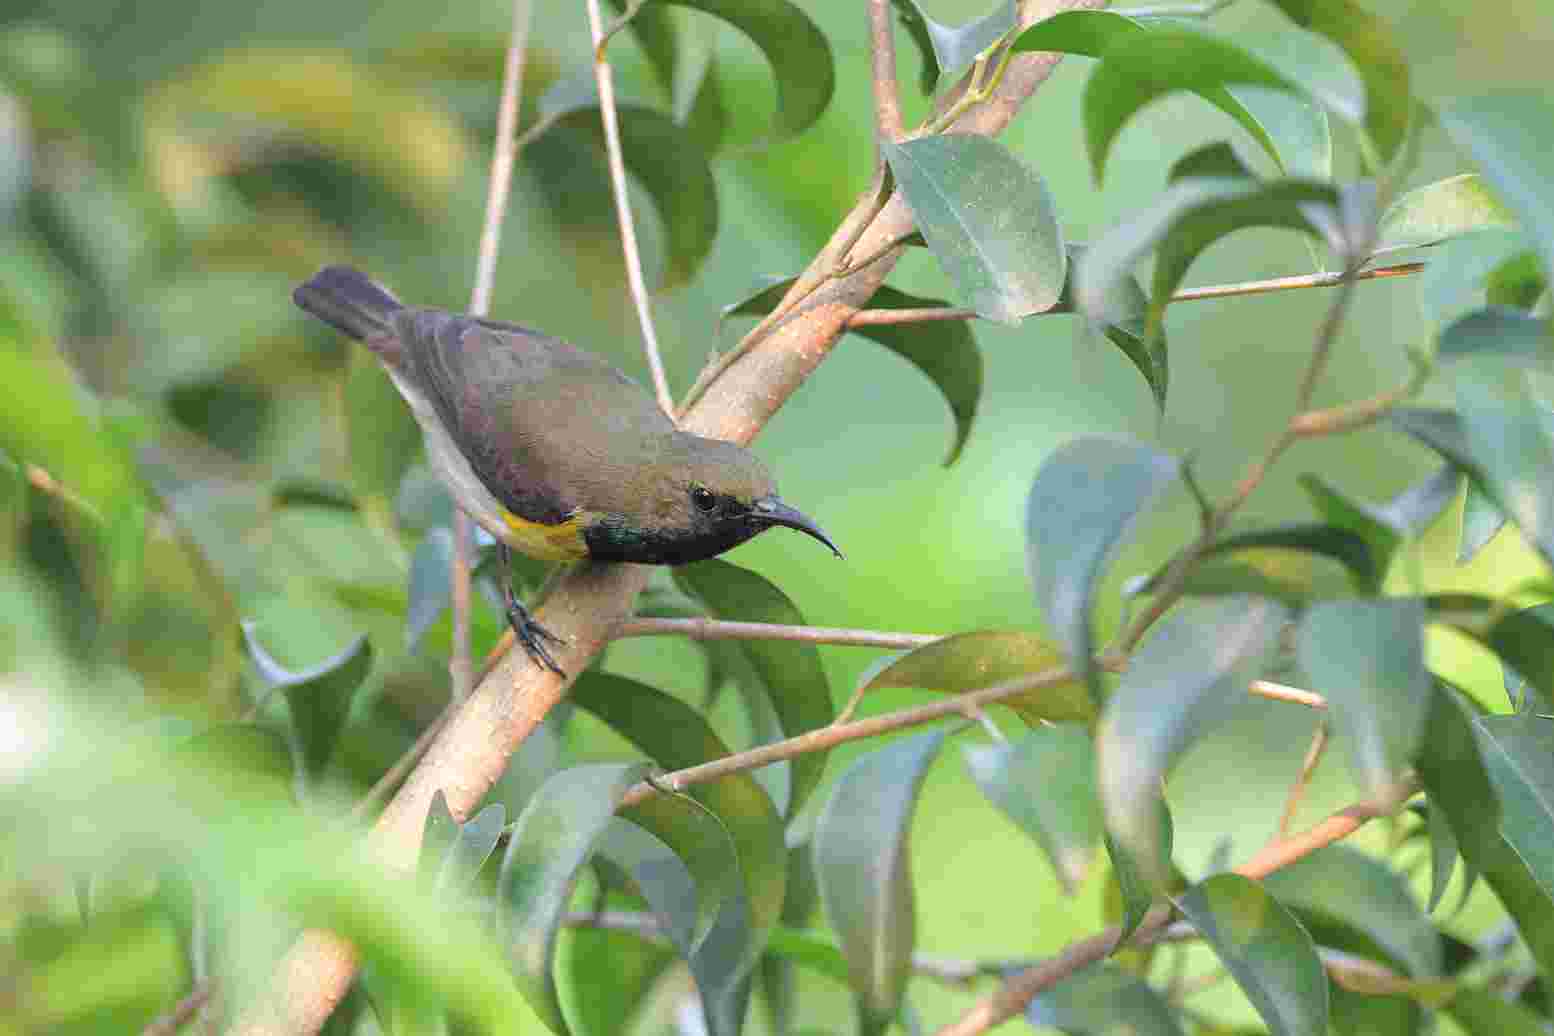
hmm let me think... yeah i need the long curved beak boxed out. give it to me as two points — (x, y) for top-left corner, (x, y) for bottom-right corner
(753, 496), (843, 558)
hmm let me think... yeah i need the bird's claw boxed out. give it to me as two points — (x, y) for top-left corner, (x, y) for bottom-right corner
(506, 601), (568, 676)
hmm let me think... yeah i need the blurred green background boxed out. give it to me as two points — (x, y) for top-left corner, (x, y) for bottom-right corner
(3, 0), (1551, 1030)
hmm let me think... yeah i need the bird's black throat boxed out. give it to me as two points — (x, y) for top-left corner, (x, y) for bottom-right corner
(582, 514), (764, 566)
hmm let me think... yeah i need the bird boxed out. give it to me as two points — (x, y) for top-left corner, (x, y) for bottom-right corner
(293, 266), (840, 674)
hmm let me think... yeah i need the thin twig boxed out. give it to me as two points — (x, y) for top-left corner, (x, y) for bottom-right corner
(1248, 679), (1328, 710)
(1172, 260), (1423, 302)
(617, 664), (1079, 808)
(848, 306), (977, 327)
(868, 0), (904, 142)
(934, 786), (1408, 1036)
(450, 0), (534, 704)
(585, 0), (675, 418)
(142, 983), (215, 1036)
(613, 616), (941, 650)
(1278, 720), (1330, 837)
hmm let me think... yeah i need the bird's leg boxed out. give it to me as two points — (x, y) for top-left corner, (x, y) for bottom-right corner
(499, 544), (568, 675)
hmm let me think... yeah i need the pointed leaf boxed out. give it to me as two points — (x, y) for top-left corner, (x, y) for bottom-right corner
(1026, 437), (1179, 703)
(1262, 846), (1442, 978)
(604, 1), (727, 152)
(890, 0), (1016, 93)
(1026, 963), (1185, 1036)
(240, 624), (372, 786)
(1413, 684), (1498, 910)
(1428, 595), (1554, 716)
(1076, 26), (1305, 182)
(406, 525), (455, 652)
(1105, 797), (1174, 946)
(850, 286), (982, 465)
(1142, 521), (1379, 600)
(813, 730), (947, 1035)
(673, 560), (833, 817)
(1378, 174), (1516, 251)
(648, 0), (833, 141)
(429, 802), (506, 901)
(1474, 714), (1554, 904)
(558, 928), (674, 1036)
(1459, 478), (1507, 563)
(1177, 874), (1328, 1036)
(1296, 599), (1430, 799)
(1425, 797), (1463, 914)
(1418, 228), (1536, 327)
(1098, 597), (1287, 883)
(1013, 11), (1328, 179)
(884, 134), (1066, 324)
(500, 762), (650, 1035)
(542, 91), (717, 290)
(1266, 0), (1411, 163)
(1441, 91), (1554, 283)
(723, 278), (984, 465)
(965, 726), (1101, 894)
(1297, 468), (1458, 589)
(1055, 242), (1168, 411)
(1075, 168), (1335, 346)
(858, 630), (1093, 726)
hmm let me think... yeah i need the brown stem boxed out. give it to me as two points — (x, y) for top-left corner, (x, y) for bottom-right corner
(229, 7), (1100, 1033)
(933, 786), (1409, 1035)
(1248, 679), (1328, 710)
(1171, 261), (1423, 303)
(1278, 719), (1330, 837)
(868, 0), (904, 142)
(613, 616), (941, 650)
(143, 983), (215, 1036)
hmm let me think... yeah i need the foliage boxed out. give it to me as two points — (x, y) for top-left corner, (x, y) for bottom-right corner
(4, 1), (1554, 1034)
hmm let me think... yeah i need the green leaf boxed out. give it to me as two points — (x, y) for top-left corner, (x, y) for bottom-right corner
(890, 0), (1016, 93)
(884, 135), (1067, 324)
(673, 560), (833, 817)
(857, 631), (1093, 726)
(1445, 988), (1548, 1036)
(1428, 596), (1554, 716)
(1266, 0), (1411, 163)
(1075, 164), (1335, 346)
(1474, 714), (1554, 904)
(488, 708), (569, 822)
(1143, 521), (1379, 602)
(427, 798), (506, 901)
(1013, 12), (1329, 180)
(558, 928), (674, 1036)
(1418, 229), (1537, 327)
(1098, 597), (1287, 884)
(1025, 963), (1185, 1035)
(1298, 467), (1459, 588)
(1438, 307), (1554, 567)
(1105, 797), (1174, 946)
(965, 726), (1101, 895)
(1026, 436), (1179, 703)
(406, 525), (454, 652)
(721, 278), (984, 465)
(240, 623), (372, 787)
(1441, 91), (1554, 284)
(1055, 242), (1168, 411)
(1262, 846), (1442, 978)
(763, 925), (852, 984)
(636, 0), (834, 142)
(346, 352), (422, 503)
(1074, 25), (1305, 182)
(1177, 874), (1328, 1036)
(1425, 797), (1464, 914)
(813, 730), (947, 1036)
(500, 762), (650, 1035)
(605, 1), (727, 152)
(850, 286), (983, 466)
(541, 88), (718, 290)
(1378, 174), (1516, 251)
(1296, 599), (1430, 798)
(1459, 478), (1507, 563)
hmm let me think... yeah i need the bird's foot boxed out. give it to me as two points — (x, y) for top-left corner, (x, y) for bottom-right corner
(505, 599), (568, 676)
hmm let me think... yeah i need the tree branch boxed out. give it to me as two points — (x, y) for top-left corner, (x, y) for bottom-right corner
(869, 0), (904, 142)
(229, 5), (1101, 1032)
(934, 785), (1411, 1036)
(585, 0), (675, 418)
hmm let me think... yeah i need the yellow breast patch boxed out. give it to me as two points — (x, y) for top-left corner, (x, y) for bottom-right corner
(501, 510), (590, 561)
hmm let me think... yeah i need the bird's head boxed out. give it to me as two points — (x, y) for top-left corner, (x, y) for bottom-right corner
(580, 433), (841, 565)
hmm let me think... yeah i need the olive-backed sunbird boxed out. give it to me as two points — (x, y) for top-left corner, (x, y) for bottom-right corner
(293, 266), (840, 673)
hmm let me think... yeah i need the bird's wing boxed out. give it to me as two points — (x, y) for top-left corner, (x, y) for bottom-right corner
(394, 309), (672, 524)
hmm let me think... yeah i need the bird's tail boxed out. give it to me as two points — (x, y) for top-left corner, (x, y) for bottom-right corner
(293, 266), (404, 343)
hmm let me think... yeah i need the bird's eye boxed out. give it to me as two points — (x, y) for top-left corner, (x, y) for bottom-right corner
(691, 485), (717, 512)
